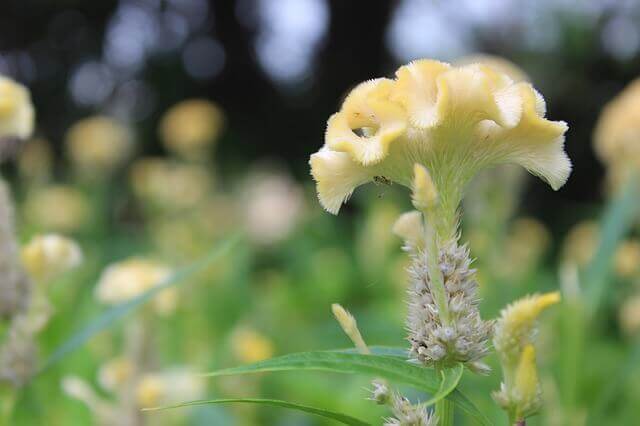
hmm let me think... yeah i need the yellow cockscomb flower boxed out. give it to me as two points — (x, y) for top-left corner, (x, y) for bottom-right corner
(493, 292), (560, 365)
(65, 116), (132, 178)
(392, 210), (425, 252)
(94, 258), (171, 305)
(231, 327), (274, 363)
(0, 76), (34, 140)
(310, 59), (570, 237)
(159, 99), (224, 160)
(18, 138), (52, 183)
(21, 234), (82, 283)
(23, 185), (90, 233)
(614, 239), (640, 279)
(130, 157), (212, 211)
(594, 78), (640, 180)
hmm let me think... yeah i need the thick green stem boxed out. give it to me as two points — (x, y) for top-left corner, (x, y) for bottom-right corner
(435, 395), (454, 426)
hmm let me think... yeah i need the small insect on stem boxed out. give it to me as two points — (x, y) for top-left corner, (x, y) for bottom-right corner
(373, 176), (392, 186)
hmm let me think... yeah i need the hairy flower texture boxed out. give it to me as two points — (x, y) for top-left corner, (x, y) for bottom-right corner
(0, 76), (34, 141)
(493, 292), (559, 421)
(159, 99), (224, 160)
(22, 234), (82, 283)
(332, 303), (370, 354)
(406, 239), (492, 369)
(65, 116), (132, 178)
(95, 258), (172, 311)
(310, 59), (570, 237)
(0, 180), (31, 318)
(384, 393), (437, 426)
(594, 78), (640, 182)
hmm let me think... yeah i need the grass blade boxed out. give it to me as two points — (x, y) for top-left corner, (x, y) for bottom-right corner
(144, 398), (370, 425)
(203, 351), (490, 425)
(584, 175), (639, 315)
(40, 234), (240, 372)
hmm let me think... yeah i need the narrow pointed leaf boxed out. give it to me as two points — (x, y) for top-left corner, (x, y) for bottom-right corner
(422, 363), (464, 407)
(144, 398), (370, 425)
(203, 351), (489, 425)
(40, 234), (240, 372)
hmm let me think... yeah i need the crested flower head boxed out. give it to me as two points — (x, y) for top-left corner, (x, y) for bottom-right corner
(65, 116), (132, 178)
(94, 258), (171, 306)
(310, 59), (570, 235)
(159, 99), (224, 160)
(594, 78), (640, 181)
(21, 234), (82, 283)
(0, 76), (34, 141)
(455, 54), (530, 84)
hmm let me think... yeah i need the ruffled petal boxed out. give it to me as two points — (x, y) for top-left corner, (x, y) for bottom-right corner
(326, 79), (406, 166)
(309, 148), (371, 214)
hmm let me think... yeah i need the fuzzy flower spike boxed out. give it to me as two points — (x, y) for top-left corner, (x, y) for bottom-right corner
(310, 59), (570, 238)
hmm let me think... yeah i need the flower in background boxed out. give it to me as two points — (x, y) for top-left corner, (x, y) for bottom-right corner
(23, 185), (90, 233)
(136, 368), (205, 408)
(130, 157), (213, 212)
(95, 258), (177, 315)
(21, 234), (82, 284)
(619, 295), (640, 336)
(17, 138), (53, 184)
(231, 327), (274, 363)
(242, 166), (305, 245)
(594, 78), (640, 189)
(159, 99), (224, 161)
(0, 76), (34, 141)
(500, 217), (551, 279)
(561, 220), (599, 268)
(614, 240), (640, 280)
(65, 115), (133, 179)
(98, 357), (134, 392)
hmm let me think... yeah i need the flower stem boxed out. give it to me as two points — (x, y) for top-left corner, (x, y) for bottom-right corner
(435, 394), (454, 426)
(423, 210), (451, 325)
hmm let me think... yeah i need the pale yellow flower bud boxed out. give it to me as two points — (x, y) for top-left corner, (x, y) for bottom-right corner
(94, 258), (172, 305)
(494, 292), (560, 365)
(310, 59), (570, 224)
(411, 163), (438, 212)
(0, 76), (34, 140)
(65, 116), (132, 178)
(23, 185), (90, 233)
(231, 327), (274, 363)
(159, 99), (224, 160)
(21, 234), (82, 283)
(392, 211), (424, 252)
(513, 345), (541, 417)
(331, 303), (369, 354)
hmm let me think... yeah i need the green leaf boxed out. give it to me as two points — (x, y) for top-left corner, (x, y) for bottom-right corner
(339, 346), (408, 358)
(422, 363), (464, 407)
(204, 351), (490, 425)
(39, 234), (241, 373)
(143, 398), (370, 425)
(584, 175), (639, 315)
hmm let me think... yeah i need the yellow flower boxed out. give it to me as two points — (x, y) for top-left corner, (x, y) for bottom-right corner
(23, 185), (90, 233)
(501, 217), (550, 277)
(94, 258), (171, 305)
(512, 344), (542, 419)
(130, 157), (212, 211)
(494, 292), (560, 365)
(411, 163), (438, 212)
(159, 99), (224, 160)
(231, 327), (274, 363)
(619, 295), (640, 335)
(136, 374), (166, 408)
(614, 240), (640, 279)
(455, 54), (530, 83)
(392, 210), (424, 252)
(98, 357), (134, 392)
(22, 234), (82, 283)
(0, 76), (34, 140)
(65, 116), (132, 177)
(331, 303), (369, 354)
(561, 220), (599, 267)
(18, 138), (52, 183)
(136, 368), (205, 408)
(310, 59), (570, 231)
(594, 78), (640, 177)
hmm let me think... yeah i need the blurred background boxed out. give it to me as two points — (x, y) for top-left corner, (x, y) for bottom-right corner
(2, 1), (640, 425)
